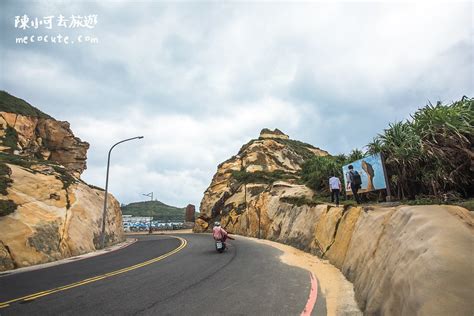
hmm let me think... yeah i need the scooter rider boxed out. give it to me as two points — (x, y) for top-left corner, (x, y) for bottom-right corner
(212, 222), (234, 244)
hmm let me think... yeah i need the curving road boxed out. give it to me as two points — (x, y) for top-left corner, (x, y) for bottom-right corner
(0, 234), (326, 315)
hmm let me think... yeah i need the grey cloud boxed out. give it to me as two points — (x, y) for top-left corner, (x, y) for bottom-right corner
(1, 0), (472, 208)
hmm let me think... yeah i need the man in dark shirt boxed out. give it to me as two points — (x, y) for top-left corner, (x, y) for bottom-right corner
(346, 165), (361, 204)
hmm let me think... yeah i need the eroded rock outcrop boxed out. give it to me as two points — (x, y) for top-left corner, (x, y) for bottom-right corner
(0, 92), (123, 271)
(194, 128), (328, 231)
(0, 91), (89, 177)
(195, 130), (474, 315)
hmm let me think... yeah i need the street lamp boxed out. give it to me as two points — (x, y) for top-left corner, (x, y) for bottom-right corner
(143, 192), (153, 234)
(101, 136), (144, 249)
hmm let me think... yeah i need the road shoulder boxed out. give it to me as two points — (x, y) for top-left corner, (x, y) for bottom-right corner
(0, 238), (137, 277)
(243, 235), (362, 316)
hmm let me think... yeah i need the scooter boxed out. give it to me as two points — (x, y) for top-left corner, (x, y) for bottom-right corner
(215, 239), (226, 253)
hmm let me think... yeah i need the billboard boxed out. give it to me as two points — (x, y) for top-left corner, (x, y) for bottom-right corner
(342, 153), (387, 195)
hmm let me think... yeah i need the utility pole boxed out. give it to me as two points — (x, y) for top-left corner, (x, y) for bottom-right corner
(101, 136), (144, 249)
(143, 192), (153, 234)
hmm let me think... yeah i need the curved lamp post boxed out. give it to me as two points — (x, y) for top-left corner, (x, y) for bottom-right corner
(142, 192), (153, 234)
(101, 136), (144, 248)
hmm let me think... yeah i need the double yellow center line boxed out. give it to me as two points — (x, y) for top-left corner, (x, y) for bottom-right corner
(0, 236), (187, 309)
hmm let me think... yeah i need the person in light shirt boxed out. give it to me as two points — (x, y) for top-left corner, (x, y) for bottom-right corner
(329, 174), (342, 206)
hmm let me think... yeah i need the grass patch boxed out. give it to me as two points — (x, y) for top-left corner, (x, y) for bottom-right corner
(0, 199), (17, 216)
(0, 163), (12, 195)
(88, 184), (105, 191)
(280, 196), (320, 207)
(1, 126), (19, 151)
(456, 199), (474, 212)
(280, 194), (358, 208)
(237, 139), (258, 155)
(0, 152), (77, 190)
(0, 152), (35, 168)
(274, 138), (319, 160)
(232, 170), (298, 184)
(0, 91), (51, 119)
(403, 197), (444, 206)
(51, 165), (77, 190)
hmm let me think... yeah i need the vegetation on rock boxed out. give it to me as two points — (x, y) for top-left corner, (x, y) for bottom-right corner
(0, 152), (35, 168)
(0, 200), (17, 217)
(1, 126), (19, 152)
(366, 96), (473, 199)
(0, 91), (51, 119)
(0, 163), (12, 195)
(232, 170), (298, 184)
(301, 150), (364, 192)
(0, 152), (77, 191)
(274, 138), (322, 160)
(301, 97), (473, 201)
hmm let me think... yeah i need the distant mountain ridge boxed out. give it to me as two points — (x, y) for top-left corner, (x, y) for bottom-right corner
(121, 200), (185, 220)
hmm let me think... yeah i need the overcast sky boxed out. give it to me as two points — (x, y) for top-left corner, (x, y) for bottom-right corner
(1, 1), (472, 209)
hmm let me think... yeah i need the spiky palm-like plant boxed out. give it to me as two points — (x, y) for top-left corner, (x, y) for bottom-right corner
(412, 97), (474, 195)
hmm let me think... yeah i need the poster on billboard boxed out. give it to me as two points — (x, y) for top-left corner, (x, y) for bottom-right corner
(342, 153), (388, 195)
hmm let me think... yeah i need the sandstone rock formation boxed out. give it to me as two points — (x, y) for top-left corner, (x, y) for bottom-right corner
(0, 91), (89, 177)
(0, 92), (123, 271)
(194, 128), (328, 232)
(195, 129), (474, 315)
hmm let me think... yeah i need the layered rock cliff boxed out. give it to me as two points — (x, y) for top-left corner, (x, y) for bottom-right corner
(194, 129), (474, 315)
(0, 91), (123, 271)
(194, 128), (328, 231)
(0, 91), (89, 177)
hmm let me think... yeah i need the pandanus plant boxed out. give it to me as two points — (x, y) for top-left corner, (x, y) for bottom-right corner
(367, 96), (473, 199)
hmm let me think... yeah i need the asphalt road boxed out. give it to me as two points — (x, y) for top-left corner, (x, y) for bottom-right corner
(0, 234), (326, 315)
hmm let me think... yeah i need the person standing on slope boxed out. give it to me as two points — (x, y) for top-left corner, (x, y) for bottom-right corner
(346, 165), (362, 204)
(329, 174), (342, 207)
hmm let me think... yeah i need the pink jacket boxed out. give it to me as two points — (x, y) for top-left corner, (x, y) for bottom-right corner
(213, 226), (227, 240)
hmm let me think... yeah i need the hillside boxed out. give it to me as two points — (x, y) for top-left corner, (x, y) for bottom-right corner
(0, 92), (123, 271)
(121, 200), (185, 220)
(0, 91), (51, 119)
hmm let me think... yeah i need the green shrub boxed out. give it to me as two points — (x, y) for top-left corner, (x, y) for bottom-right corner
(1, 126), (19, 151)
(456, 199), (474, 212)
(0, 199), (17, 216)
(0, 152), (34, 168)
(301, 156), (344, 191)
(232, 170), (297, 184)
(0, 163), (12, 195)
(274, 138), (318, 160)
(367, 96), (474, 199)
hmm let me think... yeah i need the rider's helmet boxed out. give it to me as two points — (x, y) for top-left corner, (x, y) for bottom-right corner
(214, 221), (221, 227)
